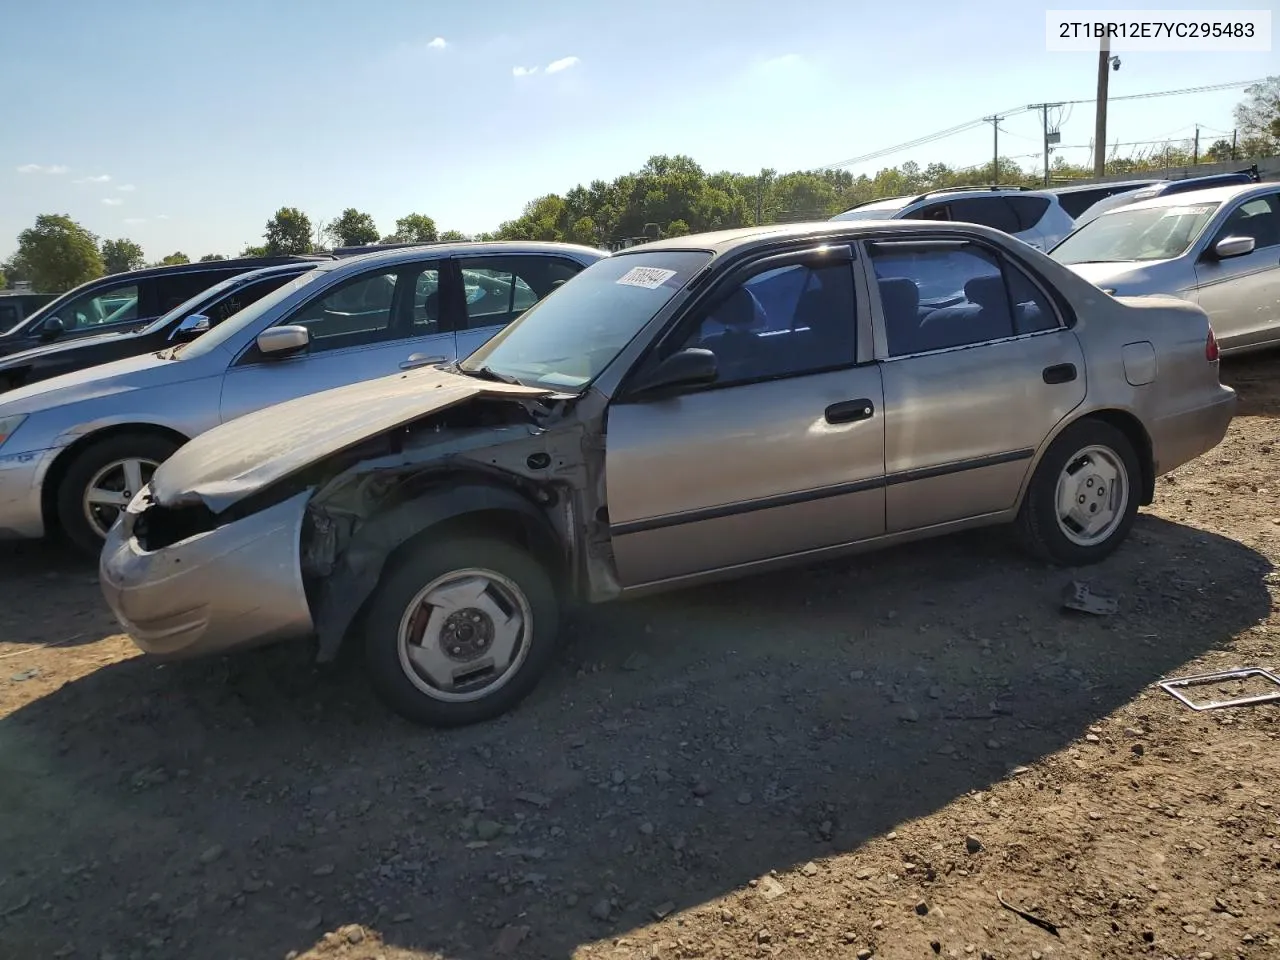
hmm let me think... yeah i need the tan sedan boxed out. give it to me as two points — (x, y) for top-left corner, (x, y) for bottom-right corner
(101, 220), (1236, 727)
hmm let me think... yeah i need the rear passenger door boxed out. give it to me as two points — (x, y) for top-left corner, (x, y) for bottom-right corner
(452, 255), (588, 359)
(864, 237), (1085, 533)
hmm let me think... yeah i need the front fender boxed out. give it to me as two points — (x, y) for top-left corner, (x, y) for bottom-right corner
(307, 482), (560, 661)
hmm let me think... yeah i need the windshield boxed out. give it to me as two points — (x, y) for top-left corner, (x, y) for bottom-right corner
(830, 197), (910, 221)
(1050, 202), (1219, 264)
(459, 251), (711, 390)
(174, 270), (323, 360)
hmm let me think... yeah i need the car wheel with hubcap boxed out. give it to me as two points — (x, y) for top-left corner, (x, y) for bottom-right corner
(363, 536), (560, 727)
(1016, 419), (1140, 566)
(56, 433), (180, 558)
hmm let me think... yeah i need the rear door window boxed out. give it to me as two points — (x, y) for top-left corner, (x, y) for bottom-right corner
(947, 197), (1020, 234)
(456, 256), (586, 331)
(1006, 196), (1051, 231)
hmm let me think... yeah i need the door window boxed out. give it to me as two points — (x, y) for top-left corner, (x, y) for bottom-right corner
(456, 256), (585, 331)
(869, 242), (1058, 357)
(669, 259), (857, 386)
(154, 272), (234, 314)
(410, 266), (443, 333)
(947, 197), (1020, 234)
(1006, 196), (1051, 231)
(1213, 194), (1280, 250)
(55, 283), (140, 331)
(285, 271), (399, 353)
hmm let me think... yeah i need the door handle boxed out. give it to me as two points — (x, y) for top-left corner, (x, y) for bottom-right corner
(825, 398), (875, 424)
(1042, 363), (1077, 384)
(400, 353), (445, 370)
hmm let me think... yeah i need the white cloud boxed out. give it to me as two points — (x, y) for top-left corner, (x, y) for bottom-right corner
(74, 174), (111, 183)
(760, 53), (803, 69)
(17, 163), (69, 174)
(116, 184), (136, 192)
(427, 36), (447, 49)
(512, 65), (538, 77)
(123, 217), (146, 224)
(47, 165), (69, 174)
(101, 197), (124, 206)
(545, 55), (579, 74)
(156, 214), (170, 220)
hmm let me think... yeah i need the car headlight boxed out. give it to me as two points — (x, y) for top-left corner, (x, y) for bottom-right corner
(0, 414), (27, 448)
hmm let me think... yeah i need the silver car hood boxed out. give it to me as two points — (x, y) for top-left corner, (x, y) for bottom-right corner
(149, 365), (553, 513)
(0, 349), (178, 415)
(1063, 259), (1172, 289)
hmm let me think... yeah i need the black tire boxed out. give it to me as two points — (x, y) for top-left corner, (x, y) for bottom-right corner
(363, 536), (560, 728)
(1015, 418), (1141, 566)
(56, 432), (180, 558)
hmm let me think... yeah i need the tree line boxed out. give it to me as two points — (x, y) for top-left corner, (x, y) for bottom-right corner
(4, 76), (1276, 294)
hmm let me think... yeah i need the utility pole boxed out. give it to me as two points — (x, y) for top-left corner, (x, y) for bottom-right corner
(1193, 124), (1200, 166)
(1232, 129), (1238, 160)
(984, 115), (1002, 184)
(1027, 102), (1065, 186)
(1094, 36), (1119, 177)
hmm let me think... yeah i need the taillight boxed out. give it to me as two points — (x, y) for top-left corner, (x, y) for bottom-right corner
(1205, 327), (1219, 362)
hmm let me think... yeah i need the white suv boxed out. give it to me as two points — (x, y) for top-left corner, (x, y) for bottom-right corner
(830, 187), (1076, 251)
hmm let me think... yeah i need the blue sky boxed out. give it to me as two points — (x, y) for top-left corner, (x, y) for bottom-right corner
(1, 0), (1274, 261)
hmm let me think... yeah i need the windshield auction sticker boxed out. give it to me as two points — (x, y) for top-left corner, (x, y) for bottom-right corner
(616, 266), (677, 289)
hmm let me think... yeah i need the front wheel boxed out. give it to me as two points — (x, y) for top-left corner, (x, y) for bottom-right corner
(1015, 419), (1141, 566)
(363, 536), (561, 727)
(56, 433), (180, 558)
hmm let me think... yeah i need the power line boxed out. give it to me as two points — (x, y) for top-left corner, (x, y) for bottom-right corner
(819, 77), (1264, 172)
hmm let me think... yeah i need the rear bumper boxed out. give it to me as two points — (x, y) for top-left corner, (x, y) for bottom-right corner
(1150, 385), (1236, 477)
(99, 487), (314, 659)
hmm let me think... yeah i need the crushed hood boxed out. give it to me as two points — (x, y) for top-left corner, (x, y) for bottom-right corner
(149, 365), (553, 514)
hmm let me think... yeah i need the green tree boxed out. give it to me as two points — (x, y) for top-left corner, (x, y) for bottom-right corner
(438, 229), (469, 241)
(327, 208), (380, 246)
(382, 213), (438, 244)
(101, 238), (146, 274)
(0, 269), (6, 290)
(13, 214), (104, 293)
(1234, 76), (1280, 150)
(240, 244), (269, 258)
(1204, 139), (1236, 162)
(199, 253), (227, 262)
(159, 252), (190, 266)
(263, 207), (313, 255)
(665, 219), (690, 237)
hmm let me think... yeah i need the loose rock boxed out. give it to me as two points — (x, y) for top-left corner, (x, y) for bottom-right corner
(965, 835), (984, 854)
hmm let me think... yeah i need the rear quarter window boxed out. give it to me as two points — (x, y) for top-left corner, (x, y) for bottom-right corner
(1007, 196), (1051, 231)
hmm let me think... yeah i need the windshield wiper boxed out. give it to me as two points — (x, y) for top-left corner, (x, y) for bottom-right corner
(463, 365), (521, 385)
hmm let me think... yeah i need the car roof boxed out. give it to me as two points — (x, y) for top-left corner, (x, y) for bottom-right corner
(615, 218), (1020, 257)
(1049, 178), (1161, 195)
(1108, 181), (1277, 213)
(311, 240), (608, 274)
(89, 254), (334, 283)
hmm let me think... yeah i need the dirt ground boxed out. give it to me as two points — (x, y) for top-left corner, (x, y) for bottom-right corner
(0, 355), (1277, 960)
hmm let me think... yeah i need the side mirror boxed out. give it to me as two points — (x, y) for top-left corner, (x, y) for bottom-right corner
(630, 347), (718, 397)
(170, 313), (212, 342)
(40, 316), (65, 340)
(1211, 235), (1255, 260)
(256, 324), (310, 358)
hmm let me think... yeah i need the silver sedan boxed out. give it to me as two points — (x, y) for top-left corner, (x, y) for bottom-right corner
(101, 220), (1235, 728)
(0, 241), (604, 554)
(1050, 182), (1280, 355)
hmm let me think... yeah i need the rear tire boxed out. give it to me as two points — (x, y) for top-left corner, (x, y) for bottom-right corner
(56, 433), (180, 558)
(363, 536), (560, 727)
(1015, 419), (1140, 566)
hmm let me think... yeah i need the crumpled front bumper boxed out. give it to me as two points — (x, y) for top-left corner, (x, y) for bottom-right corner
(99, 486), (315, 659)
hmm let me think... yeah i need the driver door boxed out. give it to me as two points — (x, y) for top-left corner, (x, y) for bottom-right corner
(218, 261), (457, 423)
(604, 245), (886, 588)
(1194, 191), (1280, 351)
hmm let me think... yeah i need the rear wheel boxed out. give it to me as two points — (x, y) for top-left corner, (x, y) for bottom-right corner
(363, 536), (560, 727)
(56, 433), (180, 558)
(1015, 419), (1140, 566)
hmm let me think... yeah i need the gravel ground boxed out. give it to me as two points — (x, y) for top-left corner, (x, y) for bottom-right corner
(0, 354), (1277, 960)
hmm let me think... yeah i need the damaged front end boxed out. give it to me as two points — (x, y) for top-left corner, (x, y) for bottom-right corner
(102, 381), (621, 663)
